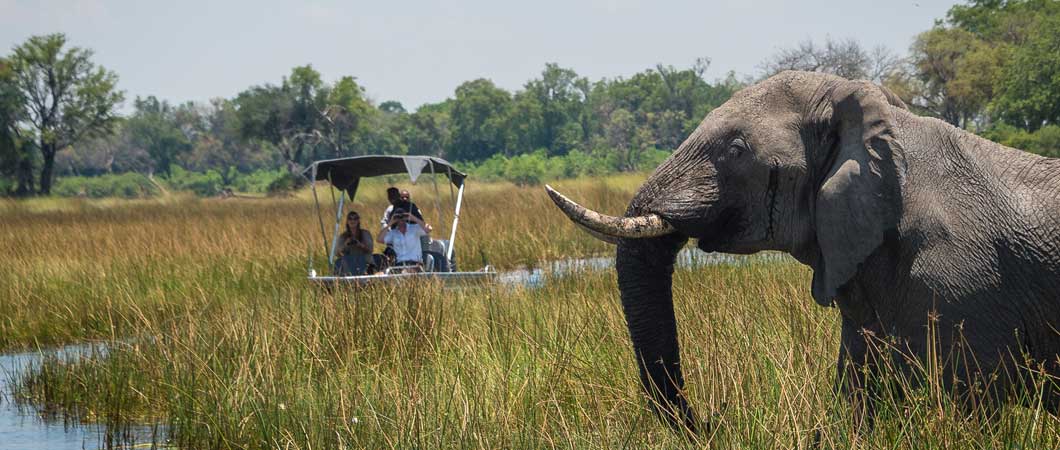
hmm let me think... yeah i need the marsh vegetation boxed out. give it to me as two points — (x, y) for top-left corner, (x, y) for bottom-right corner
(4, 175), (1060, 448)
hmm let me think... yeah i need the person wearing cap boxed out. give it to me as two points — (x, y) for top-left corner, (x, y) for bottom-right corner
(376, 206), (432, 272)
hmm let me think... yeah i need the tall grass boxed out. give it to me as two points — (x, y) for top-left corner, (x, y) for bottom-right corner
(0, 175), (638, 351)
(5, 173), (1060, 448)
(16, 263), (1060, 448)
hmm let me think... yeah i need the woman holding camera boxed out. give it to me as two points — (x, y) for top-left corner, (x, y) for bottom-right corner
(335, 211), (374, 275)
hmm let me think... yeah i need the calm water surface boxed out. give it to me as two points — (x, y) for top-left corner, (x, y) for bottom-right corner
(0, 344), (163, 450)
(498, 249), (791, 285)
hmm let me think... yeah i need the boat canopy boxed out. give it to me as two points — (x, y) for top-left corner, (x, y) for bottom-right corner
(303, 155), (466, 199)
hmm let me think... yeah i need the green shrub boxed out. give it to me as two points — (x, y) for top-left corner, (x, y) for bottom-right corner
(53, 173), (160, 199)
(459, 147), (670, 184)
(983, 124), (1060, 158)
(463, 154), (509, 182)
(634, 148), (671, 171)
(165, 166), (223, 196)
(0, 177), (14, 195)
(1033, 125), (1060, 158)
(230, 168), (288, 194)
(506, 152), (547, 186)
(563, 149), (608, 177)
(265, 172), (301, 195)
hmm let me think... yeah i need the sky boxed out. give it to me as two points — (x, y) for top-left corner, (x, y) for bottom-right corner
(0, 0), (954, 112)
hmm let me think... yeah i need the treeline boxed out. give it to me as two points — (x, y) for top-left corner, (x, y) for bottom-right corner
(0, 39), (739, 197)
(886, 0), (1060, 151)
(2, 0), (1059, 197)
(759, 0), (1060, 152)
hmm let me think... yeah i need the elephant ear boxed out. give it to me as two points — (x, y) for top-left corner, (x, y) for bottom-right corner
(811, 80), (905, 306)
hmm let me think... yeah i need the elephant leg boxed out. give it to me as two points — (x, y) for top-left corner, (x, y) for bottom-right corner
(834, 316), (884, 436)
(814, 317), (882, 448)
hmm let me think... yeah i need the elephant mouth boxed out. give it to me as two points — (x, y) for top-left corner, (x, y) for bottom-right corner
(663, 207), (745, 253)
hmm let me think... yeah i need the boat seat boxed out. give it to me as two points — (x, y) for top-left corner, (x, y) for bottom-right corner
(424, 251), (448, 272)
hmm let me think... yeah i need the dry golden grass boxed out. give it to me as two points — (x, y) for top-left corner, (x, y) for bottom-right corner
(0, 174), (642, 350)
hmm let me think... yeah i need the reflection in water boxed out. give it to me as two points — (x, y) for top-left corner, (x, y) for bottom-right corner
(0, 343), (163, 450)
(498, 249), (791, 286)
(1, 250), (788, 448)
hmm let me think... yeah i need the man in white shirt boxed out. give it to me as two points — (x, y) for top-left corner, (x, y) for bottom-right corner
(376, 207), (432, 272)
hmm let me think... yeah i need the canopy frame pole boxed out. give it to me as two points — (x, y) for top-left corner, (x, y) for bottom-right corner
(310, 164), (329, 274)
(446, 182), (465, 263)
(447, 166), (456, 205)
(327, 181), (346, 267)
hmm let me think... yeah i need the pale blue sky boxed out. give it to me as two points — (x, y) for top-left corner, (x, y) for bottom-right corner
(1, 0), (954, 111)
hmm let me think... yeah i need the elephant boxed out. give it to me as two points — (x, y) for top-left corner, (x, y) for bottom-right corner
(546, 70), (1060, 432)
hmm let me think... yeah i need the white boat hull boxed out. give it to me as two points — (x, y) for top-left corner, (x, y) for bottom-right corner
(308, 270), (497, 288)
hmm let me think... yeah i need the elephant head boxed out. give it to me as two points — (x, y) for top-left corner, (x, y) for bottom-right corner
(547, 71), (909, 431)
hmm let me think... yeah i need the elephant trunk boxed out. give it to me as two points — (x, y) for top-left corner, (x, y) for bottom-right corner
(616, 232), (699, 432)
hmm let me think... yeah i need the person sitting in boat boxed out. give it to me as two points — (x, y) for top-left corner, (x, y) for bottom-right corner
(379, 187), (401, 230)
(398, 189), (432, 258)
(335, 211), (374, 276)
(379, 187), (423, 230)
(377, 207), (432, 273)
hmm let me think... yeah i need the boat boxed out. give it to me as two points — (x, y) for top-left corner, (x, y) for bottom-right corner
(302, 155), (496, 287)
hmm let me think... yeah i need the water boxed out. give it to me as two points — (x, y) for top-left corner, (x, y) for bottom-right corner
(0, 344), (163, 450)
(497, 248), (792, 286)
(0, 250), (790, 448)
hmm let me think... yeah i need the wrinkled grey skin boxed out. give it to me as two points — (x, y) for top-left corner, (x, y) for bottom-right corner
(590, 71), (1060, 432)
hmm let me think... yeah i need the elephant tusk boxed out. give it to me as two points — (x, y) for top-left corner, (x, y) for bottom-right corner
(578, 224), (622, 245)
(545, 185), (676, 239)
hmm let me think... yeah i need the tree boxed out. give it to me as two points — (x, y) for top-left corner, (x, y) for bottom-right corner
(648, 109), (686, 150)
(893, 0), (1060, 130)
(946, 0), (1058, 44)
(126, 96), (192, 175)
(400, 108), (449, 156)
(234, 65), (328, 175)
(174, 99), (278, 184)
(379, 100), (406, 115)
(0, 57), (26, 194)
(990, 14), (1060, 130)
(905, 27), (1001, 128)
(604, 108), (636, 170)
(761, 37), (900, 83)
(448, 79), (512, 161)
(516, 64), (590, 155)
(55, 123), (152, 176)
(8, 33), (123, 195)
(587, 62), (739, 153)
(320, 76), (373, 157)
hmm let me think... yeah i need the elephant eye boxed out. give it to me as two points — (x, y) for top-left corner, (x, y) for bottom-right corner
(728, 138), (748, 157)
